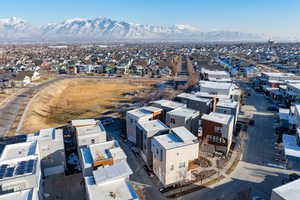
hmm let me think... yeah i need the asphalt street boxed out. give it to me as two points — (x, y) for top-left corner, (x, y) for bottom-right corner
(0, 77), (63, 136)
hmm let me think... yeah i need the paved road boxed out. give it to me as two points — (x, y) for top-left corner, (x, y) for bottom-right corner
(0, 77), (64, 136)
(181, 81), (294, 200)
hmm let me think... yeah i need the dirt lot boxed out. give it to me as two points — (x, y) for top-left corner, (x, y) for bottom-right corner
(20, 78), (161, 133)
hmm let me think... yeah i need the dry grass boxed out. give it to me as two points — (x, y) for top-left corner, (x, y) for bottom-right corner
(21, 78), (159, 133)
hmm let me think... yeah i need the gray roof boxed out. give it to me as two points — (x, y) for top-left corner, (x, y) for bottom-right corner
(137, 120), (169, 133)
(167, 107), (199, 118)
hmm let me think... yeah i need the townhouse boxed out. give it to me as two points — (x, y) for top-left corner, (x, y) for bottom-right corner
(26, 128), (66, 176)
(151, 127), (199, 186)
(136, 120), (169, 168)
(79, 140), (127, 177)
(175, 93), (212, 114)
(71, 119), (107, 150)
(166, 107), (200, 136)
(126, 106), (163, 144)
(151, 100), (186, 123)
(201, 112), (234, 155)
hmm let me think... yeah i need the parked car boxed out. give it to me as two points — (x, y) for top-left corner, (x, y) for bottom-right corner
(275, 127), (289, 134)
(289, 173), (300, 181)
(249, 119), (255, 126)
(278, 104), (289, 109)
(267, 106), (279, 112)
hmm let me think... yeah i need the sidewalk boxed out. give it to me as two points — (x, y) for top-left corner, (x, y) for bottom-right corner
(0, 87), (27, 109)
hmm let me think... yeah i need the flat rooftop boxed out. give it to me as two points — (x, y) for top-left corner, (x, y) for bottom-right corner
(153, 126), (198, 150)
(201, 112), (233, 125)
(262, 72), (295, 78)
(201, 69), (230, 76)
(288, 83), (300, 90)
(93, 162), (132, 185)
(283, 134), (300, 158)
(85, 176), (138, 200)
(0, 189), (35, 200)
(71, 119), (98, 127)
(27, 128), (63, 142)
(151, 99), (186, 110)
(138, 120), (169, 133)
(81, 140), (126, 169)
(0, 141), (37, 161)
(167, 107), (199, 118)
(199, 81), (233, 90)
(76, 123), (106, 136)
(194, 91), (230, 99)
(176, 93), (211, 103)
(217, 100), (239, 109)
(0, 156), (38, 181)
(272, 178), (300, 200)
(127, 106), (162, 119)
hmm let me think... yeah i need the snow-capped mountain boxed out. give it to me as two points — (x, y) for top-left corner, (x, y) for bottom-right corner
(0, 17), (266, 43)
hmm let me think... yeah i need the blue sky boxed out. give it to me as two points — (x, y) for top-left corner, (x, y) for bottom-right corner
(0, 0), (299, 38)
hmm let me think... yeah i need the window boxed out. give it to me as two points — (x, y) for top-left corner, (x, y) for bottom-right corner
(91, 139), (95, 144)
(170, 118), (176, 124)
(130, 119), (133, 124)
(214, 126), (222, 133)
(170, 165), (174, 171)
(179, 162), (185, 168)
(160, 150), (163, 161)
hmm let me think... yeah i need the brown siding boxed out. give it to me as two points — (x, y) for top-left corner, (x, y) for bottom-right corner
(202, 120), (222, 138)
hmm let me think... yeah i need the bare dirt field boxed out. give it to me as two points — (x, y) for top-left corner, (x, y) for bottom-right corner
(20, 78), (160, 133)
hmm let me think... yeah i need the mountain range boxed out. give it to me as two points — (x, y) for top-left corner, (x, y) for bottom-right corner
(0, 17), (267, 43)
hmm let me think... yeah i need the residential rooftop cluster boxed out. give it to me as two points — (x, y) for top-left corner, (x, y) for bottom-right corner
(0, 119), (139, 200)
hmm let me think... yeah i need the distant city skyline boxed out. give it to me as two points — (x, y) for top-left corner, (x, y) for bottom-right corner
(0, 0), (299, 40)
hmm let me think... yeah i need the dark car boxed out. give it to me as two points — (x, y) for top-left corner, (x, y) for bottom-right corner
(267, 106), (279, 112)
(249, 119), (255, 126)
(275, 127), (289, 134)
(289, 173), (300, 181)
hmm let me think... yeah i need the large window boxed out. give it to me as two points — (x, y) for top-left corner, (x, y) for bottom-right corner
(214, 126), (222, 134)
(170, 118), (176, 124)
(179, 162), (185, 168)
(170, 165), (174, 171)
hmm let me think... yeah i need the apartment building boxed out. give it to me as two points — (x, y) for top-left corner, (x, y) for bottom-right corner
(175, 93), (212, 114)
(136, 120), (169, 167)
(79, 140), (127, 177)
(201, 112), (234, 155)
(151, 100), (186, 123)
(27, 128), (65, 176)
(166, 107), (200, 136)
(151, 127), (199, 186)
(72, 119), (107, 149)
(126, 106), (163, 144)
